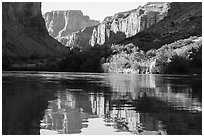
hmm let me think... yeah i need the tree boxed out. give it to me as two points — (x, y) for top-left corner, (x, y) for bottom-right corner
(165, 55), (190, 74)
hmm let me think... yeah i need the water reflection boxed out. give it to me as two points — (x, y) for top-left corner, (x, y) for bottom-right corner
(39, 73), (201, 135)
(2, 72), (202, 135)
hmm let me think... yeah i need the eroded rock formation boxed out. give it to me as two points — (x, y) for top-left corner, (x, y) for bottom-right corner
(89, 2), (170, 46)
(65, 26), (98, 49)
(43, 10), (100, 45)
(119, 2), (202, 51)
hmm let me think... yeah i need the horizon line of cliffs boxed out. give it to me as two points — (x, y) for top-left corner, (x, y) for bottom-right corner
(43, 2), (170, 49)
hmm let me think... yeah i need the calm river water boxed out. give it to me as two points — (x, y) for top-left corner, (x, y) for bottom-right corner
(2, 71), (202, 135)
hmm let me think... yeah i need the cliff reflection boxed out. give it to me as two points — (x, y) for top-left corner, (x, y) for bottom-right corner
(40, 74), (201, 135)
(41, 91), (88, 134)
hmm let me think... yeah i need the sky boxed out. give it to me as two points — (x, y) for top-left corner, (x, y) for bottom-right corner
(41, 2), (146, 22)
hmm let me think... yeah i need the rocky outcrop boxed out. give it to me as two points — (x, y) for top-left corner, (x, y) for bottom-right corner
(43, 10), (100, 45)
(2, 2), (68, 59)
(90, 2), (170, 46)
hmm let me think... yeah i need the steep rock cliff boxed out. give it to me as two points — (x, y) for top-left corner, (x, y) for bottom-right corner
(43, 10), (100, 45)
(65, 26), (98, 49)
(119, 2), (202, 51)
(2, 2), (68, 60)
(90, 2), (170, 46)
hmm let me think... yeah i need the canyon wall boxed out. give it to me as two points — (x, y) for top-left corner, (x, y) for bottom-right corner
(43, 10), (100, 46)
(43, 3), (170, 49)
(2, 2), (68, 59)
(119, 2), (202, 51)
(42, 2), (201, 53)
(65, 26), (98, 49)
(89, 2), (170, 46)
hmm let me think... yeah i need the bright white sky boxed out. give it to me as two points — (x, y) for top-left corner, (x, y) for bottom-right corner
(41, 2), (146, 22)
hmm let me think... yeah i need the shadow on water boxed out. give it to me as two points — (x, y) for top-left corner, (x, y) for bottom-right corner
(2, 76), (59, 134)
(131, 93), (202, 135)
(2, 72), (202, 135)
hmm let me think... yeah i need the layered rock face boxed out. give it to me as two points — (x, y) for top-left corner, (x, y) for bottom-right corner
(119, 2), (202, 51)
(90, 2), (170, 46)
(43, 10), (100, 45)
(65, 26), (97, 49)
(2, 2), (68, 59)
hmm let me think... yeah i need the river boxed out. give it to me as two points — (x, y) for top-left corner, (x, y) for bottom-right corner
(2, 71), (202, 135)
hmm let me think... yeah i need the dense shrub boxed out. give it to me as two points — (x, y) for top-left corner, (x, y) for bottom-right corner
(104, 36), (202, 74)
(165, 55), (190, 74)
(56, 45), (112, 72)
(4, 36), (201, 74)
